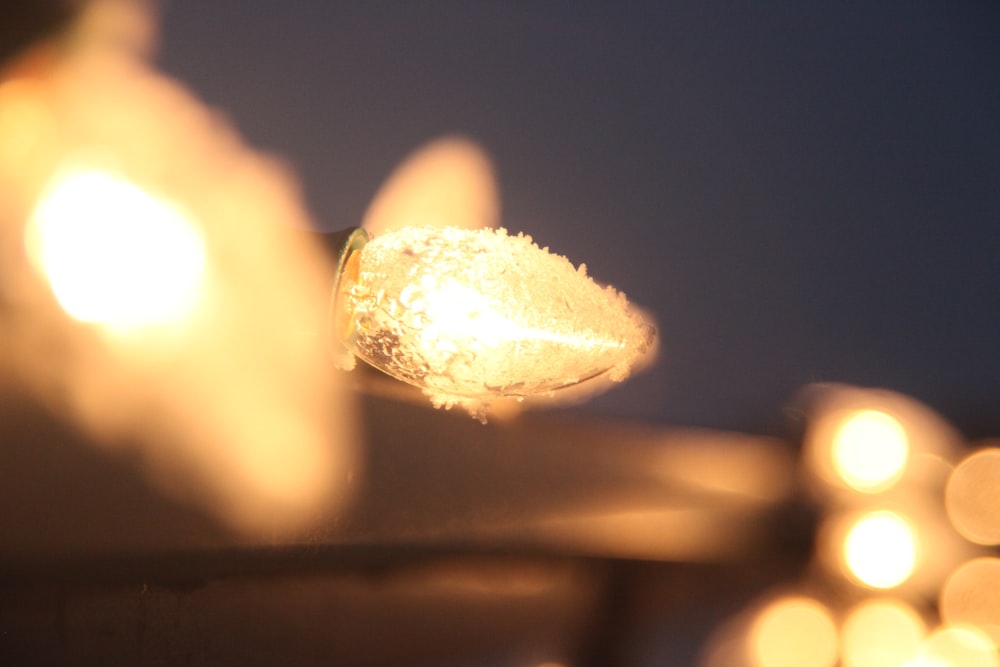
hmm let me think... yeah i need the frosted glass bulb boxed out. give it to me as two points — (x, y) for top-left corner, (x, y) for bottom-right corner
(332, 226), (655, 417)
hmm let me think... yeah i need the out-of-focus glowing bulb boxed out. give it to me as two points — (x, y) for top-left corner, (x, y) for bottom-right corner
(940, 558), (1000, 647)
(333, 225), (656, 418)
(945, 448), (1000, 545)
(910, 626), (999, 667)
(28, 168), (206, 330)
(841, 599), (925, 667)
(831, 409), (910, 493)
(750, 596), (838, 667)
(843, 510), (918, 589)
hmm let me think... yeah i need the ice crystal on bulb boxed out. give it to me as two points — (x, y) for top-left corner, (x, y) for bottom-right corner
(340, 226), (655, 418)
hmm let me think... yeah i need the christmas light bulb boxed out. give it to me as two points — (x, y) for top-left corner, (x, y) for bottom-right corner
(27, 167), (207, 331)
(331, 225), (656, 418)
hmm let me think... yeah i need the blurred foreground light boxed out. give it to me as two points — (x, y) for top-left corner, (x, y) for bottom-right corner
(841, 599), (925, 667)
(843, 510), (918, 589)
(912, 626), (999, 667)
(831, 409), (910, 493)
(941, 558), (1000, 647)
(750, 597), (838, 667)
(1, 47), (355, 536)
(334, 225), (656, 419)
(946, 448), (1000, 545)
(27, 167), (206, 330)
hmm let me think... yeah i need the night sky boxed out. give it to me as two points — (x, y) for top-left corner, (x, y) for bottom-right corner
(156, 2), (1000, 435)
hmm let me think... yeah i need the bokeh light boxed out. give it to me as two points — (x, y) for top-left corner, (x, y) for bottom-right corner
(831, 409), (910, 493)
(841, 598), (925, 667)
(802, 385), (961, 498)
(946, 448), (1000, 545)
(941, 558), (1000, 647)
(0, 48), (356, 535)
(28, 167), (206, 331)
(843, 510), (918, 589)
(912, 626), (999, 667)
(750, 597), (838, 667)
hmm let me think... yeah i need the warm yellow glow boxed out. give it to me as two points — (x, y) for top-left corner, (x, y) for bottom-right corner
(941, 558), (1000, 647)
(909, 626), (999, 667)
(361, 135), (499, 235)
(2, 50), (355, 536)
(802, 386), (960, 499)
(843, 510), (918, 588)
(946, 448), (1000, 545)
(750, 597), (838, 667)
(841, 599), (925, 667)
(0, 79), (52, 172)
(28, 168), (206, 330)
(831, 409), (910, 493)
(338, 225), (656, 419)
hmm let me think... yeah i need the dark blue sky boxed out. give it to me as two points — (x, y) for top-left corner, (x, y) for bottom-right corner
(157, 1), (1000, 435)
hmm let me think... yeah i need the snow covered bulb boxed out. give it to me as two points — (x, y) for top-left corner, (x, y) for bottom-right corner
(332, 225), (656, 419)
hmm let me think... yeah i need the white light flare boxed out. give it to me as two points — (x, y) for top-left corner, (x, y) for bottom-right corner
(832, 409), (910, 493)
(27, 167), (206, 331)
(843, 510), (919, 589)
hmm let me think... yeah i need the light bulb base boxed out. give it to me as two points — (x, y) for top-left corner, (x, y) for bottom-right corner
(320, 226), (369, 361)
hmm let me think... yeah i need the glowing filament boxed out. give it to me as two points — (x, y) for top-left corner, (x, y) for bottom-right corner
(28, 168), (206, 330)
(336, 226), (655, 415)
(843, 510), (918, 589)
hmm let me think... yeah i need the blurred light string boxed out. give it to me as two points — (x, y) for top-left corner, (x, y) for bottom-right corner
(700, 385), (999, 667)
